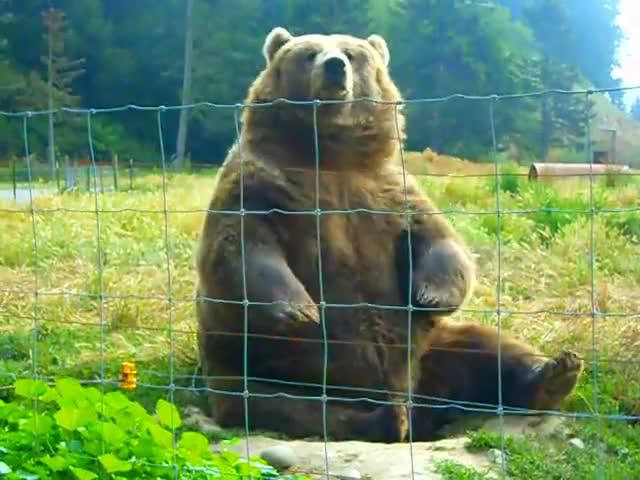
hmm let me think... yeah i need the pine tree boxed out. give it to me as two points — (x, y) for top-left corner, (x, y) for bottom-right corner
(0, 0), (22, 105)
(35, 8), (85, 179)
(524, 0), (592, 160)
(0, 0), (25, 156)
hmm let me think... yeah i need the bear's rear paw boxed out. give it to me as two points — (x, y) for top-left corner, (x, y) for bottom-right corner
(533, 350), (584, 409)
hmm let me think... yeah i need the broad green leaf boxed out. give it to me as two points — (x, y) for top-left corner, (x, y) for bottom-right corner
(55, 405), (84, 431)
(70, 466), (98, 480)
(19, 414), (54, 436)
(0, 462), (11, 474)
(98, 453), (132, 473)
(40, 455), (68, 472)
(128, 401), (153, 425)
(39, 387), (60, 404)
(54, 378), (85, 407)
(82, 439), (104, 458)
(55, 377), (83, 395)
(104, 391), (132, 419)
(60, 439), (84, 453)
(101, 421), (125, 447)
(0, 401), (23, 422)
(130, 435), (158, 462)
(235, 460), (272, 478)
(178, 431), (209, 454)
(84, 387), (102, 405)
(14, 378), (50, 400)
(222, 449), (241, 464)
(156, 398), (182, 429)
(177, 431), (211, 463)
(114, 400), (151, 431)
(147, 423), (174, 451)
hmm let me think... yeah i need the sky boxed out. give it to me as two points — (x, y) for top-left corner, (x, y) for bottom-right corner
(614, 0), (640, 107)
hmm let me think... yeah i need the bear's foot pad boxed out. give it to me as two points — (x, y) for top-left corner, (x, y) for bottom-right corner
(534, 351), (584, 408)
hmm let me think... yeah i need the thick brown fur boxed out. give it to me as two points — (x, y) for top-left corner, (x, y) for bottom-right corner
(412, 320), (583, 440)
(195, 28), (582, 442)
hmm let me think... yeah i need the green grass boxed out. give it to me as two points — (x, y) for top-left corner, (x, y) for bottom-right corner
(454, 418), (640, 479)
(1, 160), (639, 478)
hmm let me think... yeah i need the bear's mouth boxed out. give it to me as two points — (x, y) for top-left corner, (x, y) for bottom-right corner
(314, 86), (351, 101)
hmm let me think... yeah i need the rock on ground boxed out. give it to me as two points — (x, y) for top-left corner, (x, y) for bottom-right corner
(211, 415), (568, 480)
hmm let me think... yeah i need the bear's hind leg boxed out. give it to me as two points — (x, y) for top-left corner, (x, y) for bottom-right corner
(208, 378), (408, 443)
(411, 323), (584, 441)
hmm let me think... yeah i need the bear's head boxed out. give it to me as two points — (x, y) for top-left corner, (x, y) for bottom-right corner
(259, 27), (393, 103)
(242, 28), (405, 170)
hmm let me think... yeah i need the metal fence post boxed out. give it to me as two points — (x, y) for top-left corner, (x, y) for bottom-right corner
(112, 153), (119, 192)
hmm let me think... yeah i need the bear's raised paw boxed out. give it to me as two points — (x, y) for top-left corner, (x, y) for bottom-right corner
(533, 350), (584, 409)
(272, 301), (320, 326)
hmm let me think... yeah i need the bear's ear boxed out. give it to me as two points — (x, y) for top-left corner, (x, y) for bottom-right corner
(263, 27), (293, 65)
(367, 34), (390, 67)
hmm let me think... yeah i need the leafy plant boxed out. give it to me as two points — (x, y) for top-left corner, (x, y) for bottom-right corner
(493, 161), (524, 196)
(0, 378), (309, 479)
(435, 459), (493, 480)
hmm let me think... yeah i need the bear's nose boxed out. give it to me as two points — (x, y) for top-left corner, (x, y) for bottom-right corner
(323, 56), (347, 85)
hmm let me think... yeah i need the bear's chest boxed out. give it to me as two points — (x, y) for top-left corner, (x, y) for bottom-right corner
(280, 171), (407, 306)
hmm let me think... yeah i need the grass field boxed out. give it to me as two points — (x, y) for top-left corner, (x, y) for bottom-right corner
(1, 151), (639, 478)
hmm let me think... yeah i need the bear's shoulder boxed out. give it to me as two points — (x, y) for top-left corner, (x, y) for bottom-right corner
(208, 145), (302, 212)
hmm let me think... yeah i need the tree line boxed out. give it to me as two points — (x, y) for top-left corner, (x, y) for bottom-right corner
(0, 0), (629, 170)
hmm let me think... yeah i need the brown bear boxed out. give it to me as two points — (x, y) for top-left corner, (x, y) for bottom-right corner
(195, 27), (583, 443)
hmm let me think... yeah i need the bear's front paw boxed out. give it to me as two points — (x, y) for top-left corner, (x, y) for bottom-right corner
(271, 300), (320, 325)
(380, 402), (408, 443)
(412, 239), (474, 314)
(414, 282), (467, 313)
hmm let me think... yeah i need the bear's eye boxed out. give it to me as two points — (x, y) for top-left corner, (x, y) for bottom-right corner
(344, 51), (354, 61)
(306, 51), (317, 62)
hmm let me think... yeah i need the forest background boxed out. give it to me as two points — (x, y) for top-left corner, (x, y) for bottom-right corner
(1, 0), (639, 172)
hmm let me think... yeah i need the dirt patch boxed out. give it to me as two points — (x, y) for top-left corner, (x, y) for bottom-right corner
(212, 415), (568, 479)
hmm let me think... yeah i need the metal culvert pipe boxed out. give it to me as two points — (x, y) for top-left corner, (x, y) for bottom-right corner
(528, 163), (631, 181)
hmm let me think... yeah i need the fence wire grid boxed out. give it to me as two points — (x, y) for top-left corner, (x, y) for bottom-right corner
(1, 84), (640, 480)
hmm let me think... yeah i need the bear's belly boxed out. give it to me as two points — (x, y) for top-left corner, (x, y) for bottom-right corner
(257, 209), (414, 392)
(235, 168), (423, 393)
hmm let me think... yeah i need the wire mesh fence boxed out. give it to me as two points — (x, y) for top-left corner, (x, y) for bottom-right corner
(0, 85), (640, 479)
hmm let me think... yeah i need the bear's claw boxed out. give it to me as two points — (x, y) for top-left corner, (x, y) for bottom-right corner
(379, 402), (409, 443)
(540, 350), (584, 390)
(415, 283), (464, 313)
(274, 301), (320, 325)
